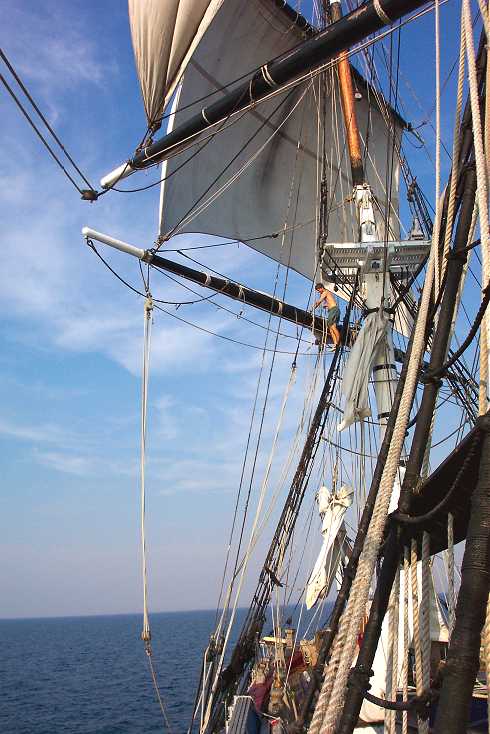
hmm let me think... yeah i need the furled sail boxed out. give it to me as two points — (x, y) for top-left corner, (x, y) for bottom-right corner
(306, 485), (352, 610)
(128, 0), (223, 131)
(338, 312), (390, 432)
(159, 0), (403, 282)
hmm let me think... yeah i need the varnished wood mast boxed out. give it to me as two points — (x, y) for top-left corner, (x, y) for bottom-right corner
(330, 0), (365, 187)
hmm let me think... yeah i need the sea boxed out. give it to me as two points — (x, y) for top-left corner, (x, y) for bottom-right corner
(0, 606), (330, 734)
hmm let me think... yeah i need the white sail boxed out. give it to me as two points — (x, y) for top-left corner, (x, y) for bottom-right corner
(159, 0), (403, 281)
(128, 0), (223, 130)
(306, 485), (353, 610)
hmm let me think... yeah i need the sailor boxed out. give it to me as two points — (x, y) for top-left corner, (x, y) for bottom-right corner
(313, 282), (341, 348)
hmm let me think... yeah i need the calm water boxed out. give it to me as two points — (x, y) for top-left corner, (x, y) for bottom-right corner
(0, 607), (329, 733)
(0, 610), (233, 734)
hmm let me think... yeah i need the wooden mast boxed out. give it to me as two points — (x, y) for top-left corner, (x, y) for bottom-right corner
(329, 0), (365, 187)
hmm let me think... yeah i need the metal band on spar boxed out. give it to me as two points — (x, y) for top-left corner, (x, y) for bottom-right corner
(100, 0), (429, 188)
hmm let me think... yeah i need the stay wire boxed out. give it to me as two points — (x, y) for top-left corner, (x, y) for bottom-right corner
(0, 48), (96, 192)
(1, 71), (84, 195)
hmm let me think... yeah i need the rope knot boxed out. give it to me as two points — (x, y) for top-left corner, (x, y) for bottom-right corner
(145, 295), (153, 314)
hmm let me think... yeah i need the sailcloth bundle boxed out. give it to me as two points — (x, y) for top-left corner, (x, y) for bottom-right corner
(338, 311), (390, 431)
(306, 485), (353, 610)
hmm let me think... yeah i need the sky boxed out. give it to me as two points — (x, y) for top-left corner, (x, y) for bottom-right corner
(0, 0), (479, 619)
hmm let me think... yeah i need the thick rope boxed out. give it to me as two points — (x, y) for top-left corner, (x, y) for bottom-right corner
(411, 540), (429, 734)
(484, 594), (490, 731)
(447, 512), (455, 636)
(421, 533), (431, 730)
(312, 210), (437, 733)
(402, 548), (410, 734)
(433, 0), (442, 296)
(462, 0), (490, 417)
(385, 567), (400, 734)
(480, 16), (490, 417)
(442, 4), (466, 277)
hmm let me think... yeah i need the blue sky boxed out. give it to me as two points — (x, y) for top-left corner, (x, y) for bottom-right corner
(0, 0), (479, 618)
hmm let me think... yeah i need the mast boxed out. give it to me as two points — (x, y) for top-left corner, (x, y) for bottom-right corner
(329, 0), (364, 188)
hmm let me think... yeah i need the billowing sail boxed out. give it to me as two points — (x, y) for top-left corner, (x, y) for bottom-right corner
(128, 0), (223, 131)
(159, 0), (403, 282)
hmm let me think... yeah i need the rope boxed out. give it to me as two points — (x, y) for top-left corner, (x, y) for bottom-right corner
(411, 540), (429, 734)
(447, 512), (455, 636)
(433, 0), (442, 296)
(0, 71), (85, 196)
(484, 594), (490, 732)
(462, 0), (490, 420)
(141, 296), (153, 646)
(202, 365), (297, 729)
(138, 296), (173, 732)
(421, 533), (431, 732)
(481, 13), (490, 418)
(442, 9), (466, 276)
(402, 547), (410, 734)
(385, 567), (400, 734)
(0, 48), (96, 193)
(311, 190), (437, 733)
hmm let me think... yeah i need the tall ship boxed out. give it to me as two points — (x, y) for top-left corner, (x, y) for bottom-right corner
(7, 0), (490, 731)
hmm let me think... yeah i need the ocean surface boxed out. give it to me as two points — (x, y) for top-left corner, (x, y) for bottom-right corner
(0, 607), (328, 734)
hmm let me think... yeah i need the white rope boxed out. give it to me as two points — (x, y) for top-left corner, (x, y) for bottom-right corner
(311, 195), (437, 733)
(446, 512), (455, 636)
(481, 9), (490, 417)
(411, 540), (429, 734)
(442, 8), (466, 275)
(483, 594), (490, 732)
(402, 547), (410, 734)
(433, 0), (442, 296)
(141, 295), (153, 645)
(202, 364), (297, 730)
(420, 533), (431, 733)
(385, 567), (400, 734)
(139, 296), (173, 733)
(462, 0), (490, 419)
(373, 0), (392, 26)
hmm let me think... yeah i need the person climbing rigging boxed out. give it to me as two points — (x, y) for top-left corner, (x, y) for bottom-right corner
(313, 282), (341, 349)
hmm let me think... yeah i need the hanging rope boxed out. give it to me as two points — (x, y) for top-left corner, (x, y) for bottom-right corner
(141, 295), (153, 647)
(138, 295), (173, 733)
(447, 512), (456, 636)
(411, 539), (429, 734)
(420, 533), (431, 733)
(484, 594), (490, 732)
(462, 0), (490, 418)
(202, 363), (297, 730)
(385, 567), (400, 734)
(433, 0), (442, 296)
(402, 547), (410, 734)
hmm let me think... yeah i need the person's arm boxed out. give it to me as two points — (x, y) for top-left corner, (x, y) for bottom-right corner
(313, 290), (329, 309)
